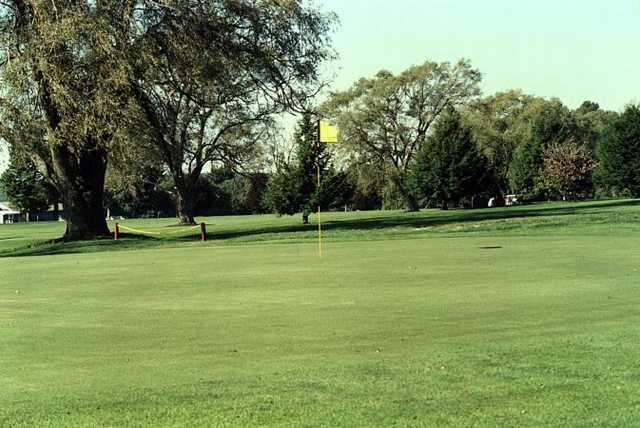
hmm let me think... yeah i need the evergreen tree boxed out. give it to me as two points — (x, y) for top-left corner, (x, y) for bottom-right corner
(294, 113), (334, 224)
(264, 113), (348, 223)
(262, 160), (301, 217)
(508, 137), (544, 198)
(411, 107), (486, 210)
(595, 104), (640, 197)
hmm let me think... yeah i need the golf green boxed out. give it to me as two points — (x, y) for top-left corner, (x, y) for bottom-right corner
(2, 200), (640, 426)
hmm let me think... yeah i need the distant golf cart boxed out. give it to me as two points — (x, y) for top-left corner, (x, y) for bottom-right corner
(487, 195), (520, 208)
(505, 195), (519, 206)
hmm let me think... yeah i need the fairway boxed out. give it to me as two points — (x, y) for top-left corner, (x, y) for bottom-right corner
(2, 201), (640, 426)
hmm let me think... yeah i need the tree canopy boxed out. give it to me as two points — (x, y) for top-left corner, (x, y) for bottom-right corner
(0, 1), (135, 238)
(130, 0), (337, 223)
(0, 0), (337, 237)
(596, 104), (640, 197)
(264, 113), (351, 223)
(323, 59), (481, 210)
(411, 107), (486, 209)
(541, 141), (597, 200)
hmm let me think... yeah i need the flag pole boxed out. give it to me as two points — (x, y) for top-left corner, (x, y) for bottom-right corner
(317, 163), (322, 257)
(316, 117), (339, 257)
(317, 125), (322, 258)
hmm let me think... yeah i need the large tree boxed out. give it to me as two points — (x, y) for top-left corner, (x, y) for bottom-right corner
(324, 60), (481, 211)
(129, 1), (336, 224)
(0, 1), (136, 239)
(0, 1), (137, 239)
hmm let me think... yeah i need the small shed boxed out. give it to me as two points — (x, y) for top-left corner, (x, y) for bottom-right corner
(0, 202), (20, 224)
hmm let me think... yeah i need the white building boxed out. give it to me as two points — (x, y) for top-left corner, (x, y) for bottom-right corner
(0, 202), (21, 224)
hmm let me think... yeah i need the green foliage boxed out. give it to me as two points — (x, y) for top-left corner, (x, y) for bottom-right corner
(509, 138), (544, 199)
(105, 137), (171, 218)
(0, 2), (142, 238)
(0, 0), (337, 235)
(130, 1), (337, 224)
(216, 173), (269, 215)
(347, 159), (385, 210)
(463, 90), (537, 199)
(411, 108), (486, 209)
(263, 161), (301, 217)
(264, 113), (352, 221)
(197, 170), (269, 216)
(105, 167), (269, 218)
(595, 104), (640, 197)
(508, 100), (579, 199)
(0, 155), (50, 214)
(294, 113), (334, 221)
(321, 169), (357, 211)
(104, 185), (174, 219)
(573, 101), (618, 151)
(324, 59), (482, 210)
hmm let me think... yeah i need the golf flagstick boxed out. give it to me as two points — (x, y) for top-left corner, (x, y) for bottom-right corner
(317, 154), (322, 257)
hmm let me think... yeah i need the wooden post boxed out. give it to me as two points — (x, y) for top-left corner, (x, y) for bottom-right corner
(114, 223), (120, 240)
(200, 223), (207, 241)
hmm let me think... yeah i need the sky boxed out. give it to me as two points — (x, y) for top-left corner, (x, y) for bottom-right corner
(1, 0), (638, 171)
(320, 0), (640, 110)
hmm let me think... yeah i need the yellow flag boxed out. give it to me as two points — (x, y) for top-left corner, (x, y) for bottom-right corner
(319, 119), (340, 143)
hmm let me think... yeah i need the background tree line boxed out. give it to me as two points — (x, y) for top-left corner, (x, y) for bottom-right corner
(267, 61), (639, 218)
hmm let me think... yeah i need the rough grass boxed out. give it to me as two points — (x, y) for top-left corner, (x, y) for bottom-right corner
(2, 200), (640, 426)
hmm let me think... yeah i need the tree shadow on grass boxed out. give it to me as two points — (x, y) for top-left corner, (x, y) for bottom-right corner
(207, 199), (640, 241)
(1, 199), (638, 259)
(0, 234), (162, 258)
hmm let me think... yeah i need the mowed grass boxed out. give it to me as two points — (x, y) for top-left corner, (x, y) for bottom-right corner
(2, 200), (640, 426)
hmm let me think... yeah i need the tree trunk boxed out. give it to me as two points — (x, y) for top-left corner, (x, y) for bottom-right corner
(396, 182), (420, 212)
(405, 193), (419, 212)
(393, 176), (419, 212)
(175, 189), (196, 225)
(441, 199), (449, 210)
(52, 145), (111, 241)
(302, 210), (310, 224)
(53, 197), (60, 220)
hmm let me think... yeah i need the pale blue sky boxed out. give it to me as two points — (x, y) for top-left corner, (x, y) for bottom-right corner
(321, 0), (639, 110)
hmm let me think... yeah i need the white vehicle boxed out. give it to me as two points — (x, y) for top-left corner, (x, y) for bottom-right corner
(505, 195), (519, 206)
